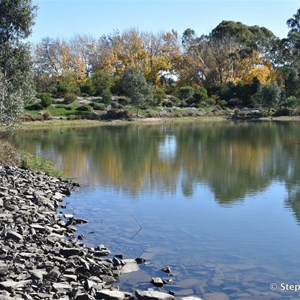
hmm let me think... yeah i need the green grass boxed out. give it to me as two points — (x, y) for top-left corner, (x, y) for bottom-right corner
(20, 151), (63, 177)
(0, 141), (63, 177)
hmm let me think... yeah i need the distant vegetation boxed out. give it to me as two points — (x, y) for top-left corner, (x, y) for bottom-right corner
(2, 2), (300, 126)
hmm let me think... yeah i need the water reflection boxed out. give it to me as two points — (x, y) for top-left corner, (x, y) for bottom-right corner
(7, 121), (300, 298)
(9, 121), (300, 221)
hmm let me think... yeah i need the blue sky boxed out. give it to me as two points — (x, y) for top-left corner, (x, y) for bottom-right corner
(31, 0), (300, 44)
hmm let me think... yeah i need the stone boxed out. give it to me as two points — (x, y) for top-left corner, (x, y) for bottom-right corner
(121, 259), (140, 274)
(52, 282), (73, 293)
(75, 293), (95, 300)
(135, 289), (175, 300)
(6, 230), (23, 242)
(30, 269), (48, 280)
(151, 277), (164, 287)
(60, 247), (83, 257)
(96, 289), (128, 300)
(161, 266), (172, 273)
(0, 279), (31, 292)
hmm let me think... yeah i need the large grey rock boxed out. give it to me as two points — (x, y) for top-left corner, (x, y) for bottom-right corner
(96, 289), (128, 300)
(135, 289), (175, 300)
(52, 282), (73, 293)
(121, 259), (140, 274)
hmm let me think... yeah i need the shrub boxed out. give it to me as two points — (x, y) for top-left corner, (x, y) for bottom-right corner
(92, 71), (113, 96)
(25, 103), (44, 111)
(56, 73), (79, 97)
(101, 89), (112, 104)
(41, 111), (51, 120)
(75, 105), (93, 112)
(254, 82), (281, 114)
(115, 96), (131, 105)
(111, 102), (124, 109)
(64, 93), (77, 104)
(37, 93), (53, 108)
(120, 67), (152, 115)
(80, 78), (95, 96)
(161, 99), (173, 107)
(193, 87), (208, 103)
(177, 86), (194, 100)
(153, 87), (166, 105)
(102, 109), (133, 120)
(89, 102), (106, 110)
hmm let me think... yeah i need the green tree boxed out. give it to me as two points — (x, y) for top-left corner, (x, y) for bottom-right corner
(0, 0), (37, 127)
(193, 86), (208, 103)
(120, 67), (152, 116)
(91, 70), (113, 96)
(279, 8), (300, 98)
(255, 82), (281, 114)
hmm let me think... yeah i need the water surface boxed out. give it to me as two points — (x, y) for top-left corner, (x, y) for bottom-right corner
(10, 121), (300, 299)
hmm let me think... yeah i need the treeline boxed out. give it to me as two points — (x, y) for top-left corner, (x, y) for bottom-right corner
(2, 2), (300, 128)
(29, 8), (300, 115)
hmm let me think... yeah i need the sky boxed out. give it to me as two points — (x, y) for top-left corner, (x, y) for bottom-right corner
(30, 0), (300, 44)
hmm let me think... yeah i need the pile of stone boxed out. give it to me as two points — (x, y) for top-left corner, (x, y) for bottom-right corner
(0, 166), (202, 300)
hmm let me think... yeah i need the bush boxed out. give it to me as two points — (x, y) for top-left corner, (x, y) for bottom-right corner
(80, 78), (95, 96)
(64, 93), (77, 104)
(153, 87), (166, 105)
(89, 102), (106, 110)
(254, 82), (281, 114)
(193, 87), (208, 103)
(75, 105), (93, 112)
(56, 73), (79, 97)
(25, 103), (44, 111)
(161, 99), (173, 107)
(177, 86), (194, 100)
(120, 67), (152, 114)
(37, 93), (53, 108)
(102, 109), (133, 120)
(111, 102), (124, 109)
(92, 71), (113, 96)
(101, 89), (112, 104)
(115, 96), (131, 105)
(41, 111), (51, 120)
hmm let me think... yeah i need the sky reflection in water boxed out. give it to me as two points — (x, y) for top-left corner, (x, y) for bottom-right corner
(10, 121), (300, 298)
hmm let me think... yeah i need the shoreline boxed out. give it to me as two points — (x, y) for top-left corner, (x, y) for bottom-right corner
(13, 115), (300, 131)
(0, 166), (201, 300)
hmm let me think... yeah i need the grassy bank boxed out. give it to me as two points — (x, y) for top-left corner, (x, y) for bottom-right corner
(0, 141), (63, 177)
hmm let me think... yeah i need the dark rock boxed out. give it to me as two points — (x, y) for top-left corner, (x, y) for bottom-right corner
(60, 247), (83, 257)
(6, 230), (23, 242)
(151, 277), (164, 287)
(135, 258), (146, 264)
(161, 266), (171, 273)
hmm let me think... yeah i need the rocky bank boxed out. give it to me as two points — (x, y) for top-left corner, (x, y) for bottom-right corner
(0, 166), (202, 300)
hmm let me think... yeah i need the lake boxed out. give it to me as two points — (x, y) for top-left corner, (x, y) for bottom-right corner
(9, 120), (300, 299)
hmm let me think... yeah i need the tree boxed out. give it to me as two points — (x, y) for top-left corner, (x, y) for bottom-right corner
(279, 8), (300, 98)
(91, 70), (113, 96)
(120, 67), (151, 115)
(0, 0), (37, 127)
(255, 82), (281, 114)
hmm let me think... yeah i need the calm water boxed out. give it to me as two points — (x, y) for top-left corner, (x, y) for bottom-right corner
(9, 121), (300, 299)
